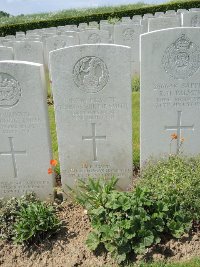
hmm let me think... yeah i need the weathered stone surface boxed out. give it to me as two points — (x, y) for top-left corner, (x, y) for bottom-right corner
(100, 22), (114, 43)
(13, 41), (44, 64)
(45, 35), (78, 66)
(0, 61), (54, 199)
(182, 11), (200, 27)
(50, 44), (133, 190)
(114, 23), (143, 75)
(140, 28), (200, 164)
(0, 46), (13, 60)
(78, 29), (110, 44)
(148, 16), (181, 31)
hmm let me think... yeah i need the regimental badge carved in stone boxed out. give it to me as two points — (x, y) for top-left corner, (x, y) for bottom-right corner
(73, 56), (109, 93)
(161, 34), (200, 79)
(54, 39), (67, 50)
(0, 73), (21, 108)
(191, 15), (200, 27)
(123, 28), (134, 41)
(24, 43), (32, 54)
(87, 33), (101, 44)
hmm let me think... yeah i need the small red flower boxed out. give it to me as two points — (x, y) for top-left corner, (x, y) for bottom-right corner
(50, 159), (57, 166)
(48, 168), (53, 174)
(171, 133), (178, 140)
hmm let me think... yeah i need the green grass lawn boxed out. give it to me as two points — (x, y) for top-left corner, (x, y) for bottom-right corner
(48, 92), (140, 167)
(131, 258), (200, 267)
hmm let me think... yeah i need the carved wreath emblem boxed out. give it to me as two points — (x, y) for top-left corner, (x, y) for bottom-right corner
(162, 34), (200, 79)
(87, 33), (101, 44)
(123, 28), (134, 41)
(191, 15), (200, 27)
(0, 73), (21, 108)
(73, 56), (109, 93)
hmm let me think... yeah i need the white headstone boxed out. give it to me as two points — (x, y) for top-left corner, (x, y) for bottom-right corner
(140, 28), (200, 164)
(0, 46), (13, 60)
(50, 44), (133, 190)
(121, 17), (132, 23)
(78, 23), (88, 31)
(63, 31), (80, 43)
(89, 21), (99, 28)
(13, 41), (44, 64)
(45, 35), (78, 66)
(78, 29), (109, 44)
(5, 35), (15, 40)
(165, 10), (177, 16)
(0, 61), (54, 199)
(143, 13), (154, 19)
(114, 24), (143, 75)
(100, 22), (114, 43)
(154, 12), (165, 17)
(132, 15), (142, 24)
(148, 16), (181, 32)
(64, 25), (78, 31)
(182, 11), (200, 27)
(177, 9), (188, 14)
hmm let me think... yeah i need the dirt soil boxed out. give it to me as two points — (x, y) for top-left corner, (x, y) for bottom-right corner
(0, 201), (200, 267)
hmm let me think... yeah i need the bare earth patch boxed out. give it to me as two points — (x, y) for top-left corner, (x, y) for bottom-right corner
(0, 202), (200, 267)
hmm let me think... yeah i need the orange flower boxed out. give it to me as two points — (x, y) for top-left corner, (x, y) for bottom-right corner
(171, 133), (177, 140)
(180, 137), (185, 142)
(50, 159), (57, 166)
(48, 168), (53, 174)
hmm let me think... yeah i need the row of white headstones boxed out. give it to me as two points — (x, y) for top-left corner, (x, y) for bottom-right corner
(0, 18), (200, 199)
(1, 9), (200, 76)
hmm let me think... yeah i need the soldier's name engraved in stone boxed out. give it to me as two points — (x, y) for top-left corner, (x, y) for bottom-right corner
(0, 73), (21, 108)
(87, 33), (101, 44)
(123, 28), (134, 41)
(191, 15), (200, 27)
(55, 95), (129, 121)
(0, 180), (50, 194)
(73, 56), (109, 93)
(162, 34), (200, 79)
(66, 165), (132, 180)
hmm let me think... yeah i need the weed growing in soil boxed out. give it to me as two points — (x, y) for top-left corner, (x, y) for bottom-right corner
(0, 193), (37, 240)
(0, 193), (61, 245)
(13, 201), (61, 245)
(72, 156), (200, 264)
(139, 155), (200, 222)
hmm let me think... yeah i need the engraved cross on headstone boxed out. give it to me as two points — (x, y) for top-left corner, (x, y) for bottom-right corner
(82, 123), (106, 161)
(164, 110), (194, 154)
(0, 137), (26, 178)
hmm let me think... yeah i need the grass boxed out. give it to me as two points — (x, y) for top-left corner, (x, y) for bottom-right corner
(132, 92), (140, 167)
(0, 2), (148, 26)
(131, 258), (200, 266)
(48, 105), (58, 161)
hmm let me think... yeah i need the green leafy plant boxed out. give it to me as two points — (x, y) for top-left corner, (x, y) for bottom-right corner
(139, 155), (200, 222)
(72, 170), (195, 264)
(0, 193), (61, 245)
(69, 176), (118, 210)
(13, 201), (61, 244)
(0, 193), (37, 240)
